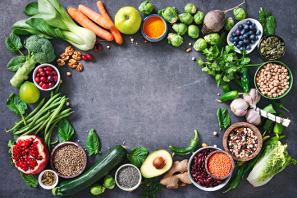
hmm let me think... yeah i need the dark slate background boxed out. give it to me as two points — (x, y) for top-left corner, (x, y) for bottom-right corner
(0, 0), (296, 197)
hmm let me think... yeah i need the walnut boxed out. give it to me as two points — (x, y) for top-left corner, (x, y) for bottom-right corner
(68, 59), (77, 68)
(76, 63), (83, 72)
(72, 51), (82, 60)
(57, 58), (65, 66)
(65, 46), (74, 55)
(60, 53), (69, 61)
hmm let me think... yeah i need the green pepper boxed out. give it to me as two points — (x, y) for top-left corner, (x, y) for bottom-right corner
(223, 164), (244, 193)
(222, 84), (230, 93)
(269, 99), (290, 112)
(273, 114), (283, 136)
(232, 73), (243, 89)
(169, 130), (199, 155)
(219, 90), (245, 102)
(240, 67), (250, 93)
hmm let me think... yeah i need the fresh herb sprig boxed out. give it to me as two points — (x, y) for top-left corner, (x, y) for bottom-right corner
(141, 177), (162, 198)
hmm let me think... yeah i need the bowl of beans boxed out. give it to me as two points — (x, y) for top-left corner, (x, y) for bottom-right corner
(223, 122), (262, 161)
(188, 146), (231, 191)
(254, 61), (293, 99)
(258, 35), (285, 61)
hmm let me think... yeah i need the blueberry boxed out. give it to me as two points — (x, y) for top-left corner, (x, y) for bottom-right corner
(255, 36), (259, 41)
(238, 24), (243, 30)
(243, 39), (249, 44)
(251, 22), (256, 27)
(239, 35), (243, 41)
(237, 44), (241, 49)
(232, 31), (236, 37)
(244, 24), (249, 30)
(241, 29), (246, 35)
(256, 29), (261, 35)
(246, 20), (251, 25)
(240, 47), (244, 51)
(250, 40), (255, 44)
(246, 45), (251, 50)
(233, 41), (238, 46)
(250, 34), (255, 40)
(238, 41), (244, 46)
(234, 36), (239, 41)
(243, 34), (249, 39)
(249, 30), (254, 35)
(229, 37), (234, 42)
(249, 25), (255, 30)
(236, 30), (241, 35)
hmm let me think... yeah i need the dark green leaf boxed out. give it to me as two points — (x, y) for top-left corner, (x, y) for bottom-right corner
(217, 107), (230, 130)
(57, 118), (74, 143)
(197, 58), (204, 66)
(6, 93), (27, 119)
(5, 33), (23, 54)
(86, 128), (101, 156)
(24, 2), (39, 16)
(216, 31), (227, 51)
(7, 56), (27, 71)
(266, 16), (276, 35)
(20, 172), (38, 187)
(127, 147), (149, 167)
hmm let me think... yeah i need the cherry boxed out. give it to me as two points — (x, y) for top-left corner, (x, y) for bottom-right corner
(82, 55), (87, 61)
(87, 54), (93, 61)
(35, 77), (40, 83)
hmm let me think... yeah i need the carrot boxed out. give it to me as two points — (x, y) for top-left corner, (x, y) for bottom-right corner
(78, 4), (114, 30)
(97, 1), (123, 45)
(67, 7), (113, 41)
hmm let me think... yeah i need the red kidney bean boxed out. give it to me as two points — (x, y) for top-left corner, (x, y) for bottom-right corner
(199, 179), (204, 185)
(198, 158), (201, 165)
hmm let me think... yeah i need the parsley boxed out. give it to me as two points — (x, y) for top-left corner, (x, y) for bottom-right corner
(140, 178), (162, 198)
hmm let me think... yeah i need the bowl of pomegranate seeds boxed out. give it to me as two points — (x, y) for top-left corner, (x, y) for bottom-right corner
(33, 64), (60, 91)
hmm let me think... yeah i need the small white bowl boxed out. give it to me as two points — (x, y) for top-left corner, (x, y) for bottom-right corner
(38, 169), (59, 190)
(115, 164), (142, 191)
(227, 18), (263, 54)
(33, 63), (60, 91)
(188, 146), (231, 191)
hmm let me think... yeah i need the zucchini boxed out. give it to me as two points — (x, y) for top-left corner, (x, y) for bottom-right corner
(52, 145), (126, 196)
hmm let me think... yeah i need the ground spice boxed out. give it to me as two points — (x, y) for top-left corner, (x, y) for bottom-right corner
(41, 171), (56, 186)
(143, 16), (165, 38)
(208, 153), (232, 178)
(117, 166), (140, 188)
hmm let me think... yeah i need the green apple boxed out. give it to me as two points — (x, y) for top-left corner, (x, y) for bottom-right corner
(115, 6), (142, 35)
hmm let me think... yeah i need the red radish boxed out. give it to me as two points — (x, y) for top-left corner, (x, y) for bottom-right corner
(201, 0), (245, 34)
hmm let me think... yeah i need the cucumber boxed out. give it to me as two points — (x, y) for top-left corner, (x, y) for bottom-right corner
(52, 145), (126, 196)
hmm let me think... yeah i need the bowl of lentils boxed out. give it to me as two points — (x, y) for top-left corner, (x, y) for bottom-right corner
(115, 164), (142, 191)
(50, 142), (87, 178)
(258, 35), (285, 60)
(254, 61), (293, 99)
(223, 122), (262, 161)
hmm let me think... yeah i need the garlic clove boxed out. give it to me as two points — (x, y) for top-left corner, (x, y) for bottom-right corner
(230, 98), (249, 117)
(246, 109), (261, 125)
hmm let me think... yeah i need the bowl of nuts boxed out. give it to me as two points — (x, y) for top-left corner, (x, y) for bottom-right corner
(254, 61), (293, 99)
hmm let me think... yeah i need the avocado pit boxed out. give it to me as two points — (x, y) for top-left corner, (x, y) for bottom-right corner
(153, 157), (166, 169)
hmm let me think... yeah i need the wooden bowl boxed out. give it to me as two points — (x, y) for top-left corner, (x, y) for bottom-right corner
(205, 150), (234, 180)
(50, 141), (87, 179)
(222, 122), (262, 161)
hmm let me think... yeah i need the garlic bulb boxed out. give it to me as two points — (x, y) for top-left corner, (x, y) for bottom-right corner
(243, 88), (261, 108)
(230, 98), (249, 117)
(246, 109), (261, 125)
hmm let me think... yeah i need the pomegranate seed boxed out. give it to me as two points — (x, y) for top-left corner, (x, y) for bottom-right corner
(87, 54), (93, 61)
(47, 66), (53, 71)
(82, 55), (87, 61)
(42, 84), (47, 89)
(52, 70), (57, 75)
(53, 76), (58, 82)
(37, 73), (40, 77)
(38, 68), (44, 73)
(35, 77), (40, 83)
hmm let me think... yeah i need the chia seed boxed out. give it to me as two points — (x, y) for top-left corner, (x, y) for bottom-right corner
(117, 166), (140, 189)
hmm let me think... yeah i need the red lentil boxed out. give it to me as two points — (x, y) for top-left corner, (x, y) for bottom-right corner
(208, 153), (232, 178)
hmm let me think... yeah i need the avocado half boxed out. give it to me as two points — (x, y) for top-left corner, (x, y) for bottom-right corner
(140, 149), (173, 178)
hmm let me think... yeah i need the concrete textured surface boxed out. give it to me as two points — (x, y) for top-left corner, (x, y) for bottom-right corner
(0, 0), (296, 198)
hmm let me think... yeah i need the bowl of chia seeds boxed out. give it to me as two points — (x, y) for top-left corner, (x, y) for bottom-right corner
(115, 164), (142, 191)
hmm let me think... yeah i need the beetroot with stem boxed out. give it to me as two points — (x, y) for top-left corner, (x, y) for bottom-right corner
(202, 0), (245, 34)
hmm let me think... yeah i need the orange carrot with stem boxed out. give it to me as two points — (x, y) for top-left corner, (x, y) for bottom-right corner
(78, 4), (114, 30)
(97, 1), (123, 45)
(67, 7), (113, 41)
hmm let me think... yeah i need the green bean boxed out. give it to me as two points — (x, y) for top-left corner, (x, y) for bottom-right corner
(45, 119), (60, 148)
(23, 121), (44, 135)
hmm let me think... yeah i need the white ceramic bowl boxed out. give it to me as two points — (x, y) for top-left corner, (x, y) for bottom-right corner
(188, 146), (231, 191)
(227, 18), (263, 54)
(33, 63), (60, 91)
(38, 169), (59, 190)
(141, 14), (168, 42)
(115, 164), (142, 191)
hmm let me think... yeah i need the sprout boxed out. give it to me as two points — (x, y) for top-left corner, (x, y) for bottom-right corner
(172, 23), (187, 35)
(194, 38), (207, 51)
(167, 33), (183, 47)
(234, 8), (246, 20)
(184, 3), (196, 15)
(193, 11), (205, 25)
(90, 184), (105, 195)
(224, 17), (234, 31)
(158, 7), (178, 24)
(188, 25), (199, 39)
(139, 1), (154, 15)
(204, 33), (220, 45)
(179, 13), (194, 25)
(103, 175), (115, 190)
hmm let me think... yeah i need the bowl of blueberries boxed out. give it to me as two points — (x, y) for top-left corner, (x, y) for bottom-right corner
(227, 18), (263, 54)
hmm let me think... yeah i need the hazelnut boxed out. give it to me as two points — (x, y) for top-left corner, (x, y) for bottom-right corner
(202, 143), (208, 147)
(213, 131), (218, 136)
(66, 72), (71, 76)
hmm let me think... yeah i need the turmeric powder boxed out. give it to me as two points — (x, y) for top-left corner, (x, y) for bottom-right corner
(143, 16), (165, 38)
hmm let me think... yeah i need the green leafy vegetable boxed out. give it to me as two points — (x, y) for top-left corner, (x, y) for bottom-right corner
(7, 56), (27, 72)
(259, 7), (276, 36)
(5, 33), (24, 55)
(127, 147), (149, 167)
(158, 7), (178, 24)
(20, 172), (38, 187)
(57, 117), (74, 143)
(141, 177), (162, 198)
(6, 93), (28, 124)
(86, 128), (102, 156)
(8, 140), (15, 166)
(23, 2), (39, 16)
(217, 107), (230, 130)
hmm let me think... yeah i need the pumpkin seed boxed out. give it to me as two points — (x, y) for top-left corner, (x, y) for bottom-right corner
(260, 36), (285, 60)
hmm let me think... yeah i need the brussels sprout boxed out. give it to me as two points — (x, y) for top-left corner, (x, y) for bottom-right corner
(179, 13), (194, 25)
(172, 23), (187, 35)
(103, 175), (115, 190)
(167, 33), (183, 47)
(158, 7), (178, 24)
(188, 25), (199, 39)
(193, 11), (205, 25)
(184, 3), (196, 15)
(139, 1), (154, 15)
(90, 184), (105, 195)
(224, 17), (234, 31)
(234, 8), (246, 20)
(193, 38), (207, 51)
(204, 33), (220, 45)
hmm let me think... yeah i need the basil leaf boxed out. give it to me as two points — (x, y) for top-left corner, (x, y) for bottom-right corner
(57, 118), (74, 143)
(20, 172), (38, 187)
(127, 147), (149, 167)
(217, 107), (231, 130)
(86, 128), (101, 156)
(24, 2), (39, 16)
(5, 33), (23, 54)
(7, 55), (27, 72)
(6, 93), (27, 123)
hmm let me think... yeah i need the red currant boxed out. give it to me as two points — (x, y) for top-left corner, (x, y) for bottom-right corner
(38, 68), (44, 73)
(42, 84), (47, 89)
(82, 55), (87, 61)
(35, 77), (40, 83)
(47, 66), (53, 71)
(87, 54), (93, 61)
(40, 77), (46, 82)
(53, 76), (58, 82)
(36, 73), (40, 77)
(46, 70), (52, 76)
(39, 82), (44, 87)
(52, 70), (57, 75)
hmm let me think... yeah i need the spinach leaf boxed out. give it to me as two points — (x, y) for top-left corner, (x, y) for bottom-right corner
(217, 107), (230, 130)
(6, 93), (27, 124)
(127, 147), (149, 167)
(5, 33), (24, 54)
(24, 2), (39, 16)
(259, 7), (276, 36)
(86, 128), (101, 156)
(266, 16), (276, 35)
(20, 172), (38, 187)
(57, 118), (74, 143)
(7, 56), (27, 72)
